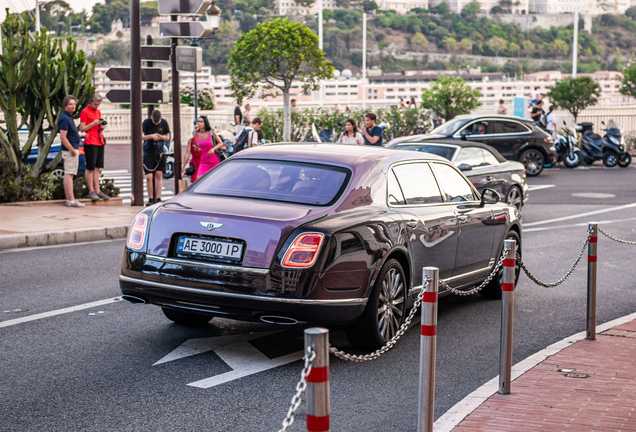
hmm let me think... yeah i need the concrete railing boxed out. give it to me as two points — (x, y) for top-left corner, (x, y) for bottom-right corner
(100, 108), (234, 143)
(554, 106), (636, 132)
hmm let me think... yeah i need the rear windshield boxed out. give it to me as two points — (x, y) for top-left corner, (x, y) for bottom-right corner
(192, 159), (350, 206)
(396, 144), (457, 161)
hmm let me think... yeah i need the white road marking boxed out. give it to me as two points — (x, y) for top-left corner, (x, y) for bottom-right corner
(153, 331), (304, 389)
(527, 184), (555, 191)
(525, 216), (636, 233)
(434, 310), (636, 432)
(523, 202), (636, 227)
(571, 192), (616, 198)
(0, 297), (122, 328)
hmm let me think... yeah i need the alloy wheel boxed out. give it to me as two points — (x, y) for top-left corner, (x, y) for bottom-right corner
(506, 187), (522, 211)
(377, 267), (405, 342)
(521, 150), (544, 176)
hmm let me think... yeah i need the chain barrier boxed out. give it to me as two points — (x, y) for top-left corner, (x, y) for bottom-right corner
(329, 277), (430, 362)
(515, 227), (592, 288)
(438, 246), (509, 296)
(279, 346), (316, 432)
(598, 227), (636, 245)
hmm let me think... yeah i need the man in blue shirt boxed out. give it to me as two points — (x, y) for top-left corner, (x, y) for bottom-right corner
(58, 95), (85, 207)
(362, 112), (383, 146)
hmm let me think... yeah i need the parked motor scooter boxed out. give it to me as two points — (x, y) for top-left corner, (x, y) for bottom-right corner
(162, 140), (175, 179)
(576, 120), (631, 167)
(553, 121), (581, 168)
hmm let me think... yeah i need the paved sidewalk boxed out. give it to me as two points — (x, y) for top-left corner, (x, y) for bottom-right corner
(0, 203), (139, 250)
(451, 318), (636, 432)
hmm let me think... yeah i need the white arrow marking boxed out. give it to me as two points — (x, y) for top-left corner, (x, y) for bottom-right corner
(153, 331), (304, 389)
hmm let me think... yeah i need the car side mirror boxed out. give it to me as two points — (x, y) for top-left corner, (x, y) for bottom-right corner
(457, 163), (472, 171)
(460, 129), (471, 141)
(480, 188), (500, 206)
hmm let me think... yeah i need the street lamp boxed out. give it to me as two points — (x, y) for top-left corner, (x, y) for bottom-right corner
(206, 2), (222, 28)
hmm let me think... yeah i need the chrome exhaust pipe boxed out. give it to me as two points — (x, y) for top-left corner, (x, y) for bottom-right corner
(260, 315), (298, 325)
(122, 295), (148, 305)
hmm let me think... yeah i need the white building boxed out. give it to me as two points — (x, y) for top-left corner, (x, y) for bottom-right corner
(275, 0), (338, 16)
(432, 0), (528, 14)
(377, 0), (429, 12)
(529, 0), (634, 14)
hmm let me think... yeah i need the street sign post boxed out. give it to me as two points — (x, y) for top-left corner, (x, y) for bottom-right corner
(106, 67), (169, 83)
(141, 45), (172, 62)
(105, 89), (169, 104)
(175, 46), (203, 73)
(160, 22), (214, 38)
(158, 0), (212, 15)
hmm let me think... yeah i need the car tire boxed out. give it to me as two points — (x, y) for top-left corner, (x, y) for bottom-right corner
(163, 160), (175, 179)
(346, 259), (407, 350)
(480, 230), (521, 300)
(602, 151), (618, 168)
(162, 307), (212, 326)
(583, 156), (595, 166)
(520, 149), (545, 176)
(563, 150), (581, 168)
(505, 186), (523, 211)
(618, 153), (631, 168)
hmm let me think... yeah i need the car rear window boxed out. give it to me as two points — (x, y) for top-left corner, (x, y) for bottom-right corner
(191, 159), (350, 206)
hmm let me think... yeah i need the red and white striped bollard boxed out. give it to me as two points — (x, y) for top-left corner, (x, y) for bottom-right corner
(418, 266), (438, 432)
(498, 239), (516, 395)
(587, 222), (598, 340)
(304, 328), (330, 432)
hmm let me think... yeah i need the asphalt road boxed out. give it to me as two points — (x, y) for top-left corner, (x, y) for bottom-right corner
(1, 164), (635, 431)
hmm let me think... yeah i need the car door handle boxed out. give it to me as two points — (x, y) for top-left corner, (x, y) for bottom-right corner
(457, 215), (468, 223)
(485, 176), (493, 181)
(406, 220), (418, 228)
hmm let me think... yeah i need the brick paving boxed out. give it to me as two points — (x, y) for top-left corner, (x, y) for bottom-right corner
(453, 319), (636, 432)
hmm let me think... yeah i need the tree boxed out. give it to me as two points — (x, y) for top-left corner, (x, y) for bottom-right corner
(549, 39), (569, 58)
(521, 40), (535, 56)
(486, 36), (507, 57)
(547, 77), (601, 123)
(421, 76), (482, 121)
(618, 63), (636, 98)
(459, 38), (472, 53)
(180, 86), (216, 110)
(461, 2), (481, 21)
(362, 0), (378, 12)
(228, 19), (333, 142)
(508, 42), (520, 56)
(443, 37), (458, 52)
(410, 32), (429, 51)
(626, 6), (636, 19)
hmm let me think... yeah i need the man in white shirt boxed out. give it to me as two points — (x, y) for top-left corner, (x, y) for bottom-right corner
(544, 108), (556, 134)
(249, 117), (264, 146)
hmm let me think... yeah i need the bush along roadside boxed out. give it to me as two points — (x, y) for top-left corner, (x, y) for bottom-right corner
(0, 152), (119, 203)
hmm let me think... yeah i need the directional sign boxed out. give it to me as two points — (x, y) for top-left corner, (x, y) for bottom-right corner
(141, 45), (172, 62)
(106, 89), (169, 104)
(160, 21), (214, 38)
(158, 0), (212, 15)
(175, 46), (202, 73)
(106, 67), (169, 83)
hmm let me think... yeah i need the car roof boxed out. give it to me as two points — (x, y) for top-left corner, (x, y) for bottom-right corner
(231, 142), (449, 167)
(453, 114), (534, 125)
(391, 139), (507, 163)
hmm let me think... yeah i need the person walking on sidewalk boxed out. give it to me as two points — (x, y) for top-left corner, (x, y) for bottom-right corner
(142, 110), (170, 206)
(234, 101), (244, 135)
(58, 95), (85, 208)
(193, 115), (223, 178)
(79, 93), (109, 201)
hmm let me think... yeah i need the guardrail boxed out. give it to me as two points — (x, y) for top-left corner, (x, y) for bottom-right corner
(279, 221), (636, 431)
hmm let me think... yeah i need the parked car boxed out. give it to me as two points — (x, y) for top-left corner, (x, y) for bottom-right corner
(119, 143), (522, 349)
(388, 115), (556, 177)
(19, 130), (86, 178)
(385, 139), (528, 211)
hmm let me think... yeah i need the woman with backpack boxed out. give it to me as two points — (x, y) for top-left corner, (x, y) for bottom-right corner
(337, 119), (364, 145)
(193, 116), (223, 179)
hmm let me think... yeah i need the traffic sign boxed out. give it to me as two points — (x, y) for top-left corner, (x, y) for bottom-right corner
(175, 46), (203, 73)
(158, 0), (212, 15)
(160, 22), (214, 38)
(141, 46), (172, 62)
(106, 89), (170, 104)
(106, 67), (169, 83)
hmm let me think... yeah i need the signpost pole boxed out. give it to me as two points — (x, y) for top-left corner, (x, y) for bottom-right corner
(130, 0), (144, 206)
(171, 15), (182, 195)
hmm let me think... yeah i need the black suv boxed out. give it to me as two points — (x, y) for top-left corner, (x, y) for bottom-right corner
(388, 115), (557, 176)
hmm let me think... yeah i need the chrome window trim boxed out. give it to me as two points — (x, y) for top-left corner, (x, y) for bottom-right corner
(146, 254), (270, 275)
(408, 265), (492, 295)
(429, 161), (482, 204)
(119, 275), (367, 306)
(453, 118), (532, 139)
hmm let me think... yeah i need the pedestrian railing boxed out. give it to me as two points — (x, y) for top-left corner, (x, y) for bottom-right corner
(278, 221), (636, 431)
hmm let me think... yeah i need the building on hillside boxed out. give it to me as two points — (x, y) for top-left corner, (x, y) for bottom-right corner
(529, 0), (633, 14)
(431, 0), (528, 14)
(377, 0), (429, 12)
(275, 0), (338, 15)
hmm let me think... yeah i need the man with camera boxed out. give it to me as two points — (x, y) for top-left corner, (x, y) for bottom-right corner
(79, 93), (110, 201)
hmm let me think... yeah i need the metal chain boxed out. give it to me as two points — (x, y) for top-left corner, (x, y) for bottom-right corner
(439, 246), (509, 296)
(279, 346), (316, 432)
(329, 277), (430, 363)
(516, 227), (592, 288)
(598, 227), (636, 245)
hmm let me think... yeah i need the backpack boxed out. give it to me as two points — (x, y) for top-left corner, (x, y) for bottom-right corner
(233, 127), (253, 154)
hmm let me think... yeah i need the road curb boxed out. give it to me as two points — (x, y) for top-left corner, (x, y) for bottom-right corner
(434, 310), (636, 432)
(0, 225), (129, 250)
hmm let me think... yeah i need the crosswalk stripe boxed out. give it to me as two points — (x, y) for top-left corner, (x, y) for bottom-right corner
(101, 169), (174, 205)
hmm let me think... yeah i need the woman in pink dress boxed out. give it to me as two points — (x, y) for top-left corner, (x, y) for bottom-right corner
(193, 116), (223, 179)
(181, 136), (203, 181)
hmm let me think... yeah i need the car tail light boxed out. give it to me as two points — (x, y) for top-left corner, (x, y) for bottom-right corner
(544, 136), (553, 143)
(127, 214), (148, 250)
(282, 233), (325, 268)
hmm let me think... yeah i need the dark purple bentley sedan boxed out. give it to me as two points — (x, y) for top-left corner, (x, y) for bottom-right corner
(120, 144), (521, 349)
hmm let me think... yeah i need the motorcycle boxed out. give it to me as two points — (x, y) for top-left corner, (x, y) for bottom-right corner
(576, 120), (631, 168)
(553, 122), (581, 168)
(162, 140), (175, 179)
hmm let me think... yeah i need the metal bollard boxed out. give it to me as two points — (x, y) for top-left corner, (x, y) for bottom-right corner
(418, 267), (439, 432)
(498, 239), (516, 395)
(304, 328), (330, 432)
(587, 222), (598, 340)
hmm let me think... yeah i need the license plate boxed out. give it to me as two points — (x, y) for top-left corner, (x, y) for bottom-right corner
(177, 236), (243, 260)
